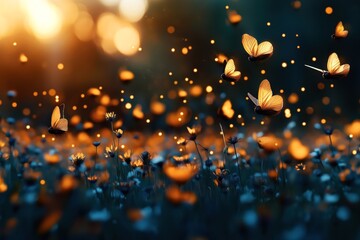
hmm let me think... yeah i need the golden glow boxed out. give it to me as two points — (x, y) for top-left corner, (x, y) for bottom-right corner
(163, 161), (199, 185)
(325, 6), (333, 15)
(57, 63), (64, 70)
(288, 138), (309, 160)
(114, 25), (140, 55)
(167, 26), (175, 34)
(19, 53), (28, 63)
(257, 135), (282, 152)
(118, 69), (135, 82)
(22, 0), (63, 40)
(206, 86), (213, 93)
(118, 0), (148, 22)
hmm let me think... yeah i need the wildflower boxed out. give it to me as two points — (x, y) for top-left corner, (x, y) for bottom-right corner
(187, 126), (200, 141)
(104, 145), (118, 158)
(322, 125), (334, 135)
(295, 163), (306, 171)
(105, 112), (116, 122)
(113, 128), (124, 138)
(118, 181), (134, 195)
(70, 152), (85, 167)
(87, 175), (98, 184)
(227, 136), (240, 145)
(120, 149), (132, 165)
(172, 154), (190, 163)
(130, 158), (144, 168)
(177, 137), (187, 146)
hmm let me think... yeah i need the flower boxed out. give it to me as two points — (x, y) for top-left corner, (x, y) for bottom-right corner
(227, 136), (240, 145)
(295, 163), (306, 171)
(322, 125), (334, 135)
(70, 152), (85, 167)
(93, 141), (101, 147)
(187, 125), (201, 141)
(104, 145), (118, 158)
(113, 128), (123, 138)
(119, 150), (132, 165)
(130, 158), (144, 168)
(177, 137), (187, 146)
(105, 112), (116, 122)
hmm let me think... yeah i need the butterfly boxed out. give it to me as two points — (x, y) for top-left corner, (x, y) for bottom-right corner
(218, 99), (235, 119)
(220, 59), (241, 82)
(242, 34), (273, 61)
(332, 21), (348, 39)
(247, 79), (283, 116)
(304, 52), (350, 79)
(48, 104), (68, 134)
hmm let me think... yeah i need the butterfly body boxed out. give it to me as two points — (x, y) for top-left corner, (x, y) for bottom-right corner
(248, 79), (283, 116)
(48, 105), (68, 135)
(304, 52), (350, 79)
(221, 59), (241, 82)
(48, 127), (66, 135)
(254, 106), (279, 116)
(248, 54), (273, 62)
(322, 71), (344, 79)
(242, 34), (273, 62)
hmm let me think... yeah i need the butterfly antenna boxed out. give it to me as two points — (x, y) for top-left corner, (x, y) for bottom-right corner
(304, 64), (325, 73)
(60, 103), (65, 118)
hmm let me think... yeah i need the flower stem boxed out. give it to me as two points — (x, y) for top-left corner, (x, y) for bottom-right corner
(277, 148), (286, 187)
(233, 144), (243, 189)
(194, 141), (204, 170)
(328, 135), (335, 157)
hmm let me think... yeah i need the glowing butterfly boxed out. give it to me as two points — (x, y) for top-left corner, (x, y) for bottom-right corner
(48, 104), (68, 134)
(227, 10), (242, 25)
(242, 34), (273, 61)
(219, 100), (235, 119)
(221, 59), (241, 82)
(304, 52), (350, 79)
(332, 21), (348, 39)
(247, 79), (283, 116)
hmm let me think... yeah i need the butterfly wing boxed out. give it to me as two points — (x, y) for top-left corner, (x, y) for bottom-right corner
(55, 118), (68, 132)
(224, 59), (235, 75)
(334, 63), (350, 76)
(261, 95), (283, 112)
(258, 79), (273, 108)
(242, 34), (258, 57)
(335, 21), (348, 38)
(51, 106), (61, 127)
(247, 92), (258, 106)
(256, 41), (273, 58)
(327, 53), (340, 74)
(223, 59), (241, 81)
